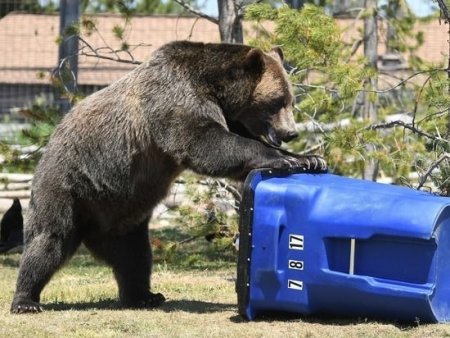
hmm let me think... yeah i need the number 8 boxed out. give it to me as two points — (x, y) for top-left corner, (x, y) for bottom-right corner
(289, 260), (304, 270)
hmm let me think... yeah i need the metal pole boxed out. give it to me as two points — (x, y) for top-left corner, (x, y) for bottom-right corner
(58, 0), (80, 112)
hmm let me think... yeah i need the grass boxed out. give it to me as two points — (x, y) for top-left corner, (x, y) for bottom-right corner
(1, 226), (450, 337)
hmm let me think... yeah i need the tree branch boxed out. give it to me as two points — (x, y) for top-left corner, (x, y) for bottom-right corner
(417, 153), (450, 190)
(411, 75), (432, 127)
(368, 120), (449, 144)
(78, 37), (144, 65)
(54, 55), (78, 94)
(358, 68), (447, 94)
(348, 38), (363, 60)
(415, 108), (449, 125)
(293, 83), (339, 93)
(210, 178), (242, 208)
(294, 68), (445, 99)
(435, 0), (450, 23)
(298, 142), (326, 155)
(173, 0), (219, 24)
(238, 0), (263, 18)
(187, 16), (201, 40)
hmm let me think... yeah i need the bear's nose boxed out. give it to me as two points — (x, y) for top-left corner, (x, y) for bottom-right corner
(283, 131), (299, 143)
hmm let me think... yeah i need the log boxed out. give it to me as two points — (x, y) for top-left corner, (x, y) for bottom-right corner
(0, 173), (33, 183)
(0, 190), (31, 199)
(0, 182), (31, 191)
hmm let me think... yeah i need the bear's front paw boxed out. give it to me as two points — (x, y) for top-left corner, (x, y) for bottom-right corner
(11, 298), (43, 314)
(292, 155), (327, 172)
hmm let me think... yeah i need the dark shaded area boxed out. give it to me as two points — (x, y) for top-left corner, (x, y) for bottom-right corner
(161, 300), (235, 313)
(229, 311), (423, 330)
(0, 199), (23, 253)
(45, 299), (235, 314)
(0, 255), (21, 268)
(44, 296), (422, 330)
(46, 299), (119, 311)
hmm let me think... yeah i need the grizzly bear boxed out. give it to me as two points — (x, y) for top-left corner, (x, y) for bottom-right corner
(11, 41), (326, 313)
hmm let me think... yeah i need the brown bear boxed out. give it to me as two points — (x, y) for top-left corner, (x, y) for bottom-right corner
(11, 41), (326, 313)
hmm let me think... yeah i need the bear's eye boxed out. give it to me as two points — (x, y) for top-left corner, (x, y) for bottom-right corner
(272, 97), (286, 110)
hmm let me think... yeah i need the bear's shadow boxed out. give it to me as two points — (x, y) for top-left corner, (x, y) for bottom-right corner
(45, 299), (235, 314)
(45, 300), (417, 329)
(229, 312), (420, 330)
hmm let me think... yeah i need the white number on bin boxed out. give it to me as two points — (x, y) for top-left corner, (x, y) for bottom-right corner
(288, 279), (303, 290)
(289, 234), (304, 250)
(288, 260), (304, 270)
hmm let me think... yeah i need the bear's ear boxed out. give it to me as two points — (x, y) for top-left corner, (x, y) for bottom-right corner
(269, 46), (284, 62)
(243, 48), (264, 72)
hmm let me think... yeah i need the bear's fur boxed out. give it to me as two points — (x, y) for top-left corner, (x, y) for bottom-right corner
(11, 41), (326, 313)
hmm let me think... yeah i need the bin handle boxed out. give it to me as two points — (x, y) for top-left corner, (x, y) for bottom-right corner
(349, 238), (356, 275)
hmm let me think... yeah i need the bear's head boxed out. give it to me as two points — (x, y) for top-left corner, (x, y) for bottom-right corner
(225, 47), (298, 148)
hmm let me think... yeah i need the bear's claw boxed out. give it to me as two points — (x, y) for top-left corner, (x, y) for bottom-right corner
(266, 155), (327, 172)
(286, 155), (327, 172)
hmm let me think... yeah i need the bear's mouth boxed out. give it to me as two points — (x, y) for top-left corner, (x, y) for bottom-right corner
(262, 127), (281, 148)
(226, 119), (282, 149)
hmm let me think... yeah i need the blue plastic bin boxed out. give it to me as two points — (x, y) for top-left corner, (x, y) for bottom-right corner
(236, 169), (450, 322)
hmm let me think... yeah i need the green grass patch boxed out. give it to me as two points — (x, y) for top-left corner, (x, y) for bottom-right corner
(1, 226), (450, 337)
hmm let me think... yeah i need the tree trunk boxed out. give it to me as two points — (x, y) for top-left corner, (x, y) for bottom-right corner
(363, 0), (379, 181)
(285, 0), (305, 10)
(217, 0), (243, 43)
(433, 0), (450, 136)
(385, 0), (403, 53)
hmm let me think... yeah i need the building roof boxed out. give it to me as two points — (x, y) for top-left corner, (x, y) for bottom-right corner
(0, 12), (448, 86)
(0, 13), (220, 86)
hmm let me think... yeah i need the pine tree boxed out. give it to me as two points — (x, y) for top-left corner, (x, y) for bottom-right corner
(246, 3), (450, 190)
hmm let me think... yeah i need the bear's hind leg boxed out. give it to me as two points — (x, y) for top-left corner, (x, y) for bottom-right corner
(83, 218), (165, 308)
(11, 223), (81, 313)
